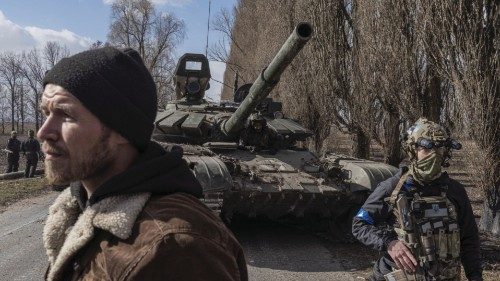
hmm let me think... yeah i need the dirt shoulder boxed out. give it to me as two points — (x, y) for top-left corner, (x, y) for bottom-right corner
(0, 177), (50, 213)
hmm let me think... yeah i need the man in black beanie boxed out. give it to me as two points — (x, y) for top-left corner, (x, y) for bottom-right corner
(40, 47), (247, 281)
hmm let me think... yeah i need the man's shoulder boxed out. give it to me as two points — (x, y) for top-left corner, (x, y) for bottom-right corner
(137, 193), (236, 247)
(374, 168), (406, 196)
(441, 173), (469, 199)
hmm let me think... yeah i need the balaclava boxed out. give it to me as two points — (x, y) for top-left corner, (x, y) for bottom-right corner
(404, 118), (448, 184)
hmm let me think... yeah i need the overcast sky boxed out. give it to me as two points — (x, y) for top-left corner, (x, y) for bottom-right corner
(0, 0), (235, 101)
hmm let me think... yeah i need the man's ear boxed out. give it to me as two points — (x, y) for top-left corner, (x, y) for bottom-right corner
(109, 131), (130, 146)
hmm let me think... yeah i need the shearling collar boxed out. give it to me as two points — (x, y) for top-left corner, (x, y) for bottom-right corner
(43, 188), (150, 281)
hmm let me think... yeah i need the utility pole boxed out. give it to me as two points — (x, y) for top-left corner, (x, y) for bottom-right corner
(205, 0), (211, 57)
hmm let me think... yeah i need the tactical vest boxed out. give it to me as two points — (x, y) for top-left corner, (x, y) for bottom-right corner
(386, 173), (461, 281)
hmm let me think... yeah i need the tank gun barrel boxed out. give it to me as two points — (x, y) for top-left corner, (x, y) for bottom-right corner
(222, 22), (313, 136)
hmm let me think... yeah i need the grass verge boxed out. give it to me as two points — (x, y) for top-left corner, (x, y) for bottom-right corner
(0, 177), (49, 211)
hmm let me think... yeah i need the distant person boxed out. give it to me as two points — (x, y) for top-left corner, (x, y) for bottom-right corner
(40, 47), (247, 281)
(21, 129), (41, 178)
(239, 113), (271, 152)
(352, 118), (482, 281)
(5, 130), (21, 173)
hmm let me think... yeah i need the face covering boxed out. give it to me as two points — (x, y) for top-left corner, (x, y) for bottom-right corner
(409, 150), (443, 185)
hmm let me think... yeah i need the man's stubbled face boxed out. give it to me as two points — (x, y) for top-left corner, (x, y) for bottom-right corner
(38, 84), (115, 185)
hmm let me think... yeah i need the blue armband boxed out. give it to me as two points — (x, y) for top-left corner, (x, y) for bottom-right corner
(355, 208), (374, 225)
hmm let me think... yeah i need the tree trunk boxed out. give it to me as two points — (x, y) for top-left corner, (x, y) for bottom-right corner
(352, 129), (370, 159)
(479, 150), (500, 236)
(421, 72), (442, 122)
(480, 198), (500, 237)
(10, 93), (14, 132)
(20, 90), (24, 133)
(384, 113), (403, 166)
(480, 205), (500, 236)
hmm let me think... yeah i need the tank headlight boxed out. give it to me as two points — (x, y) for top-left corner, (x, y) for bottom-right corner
(274, 111), (284, 119)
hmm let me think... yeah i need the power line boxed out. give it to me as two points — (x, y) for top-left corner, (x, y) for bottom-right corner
(210, 77), (234, 90)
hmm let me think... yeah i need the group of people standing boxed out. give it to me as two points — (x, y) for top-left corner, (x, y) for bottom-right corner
(4, 129), (41, 177)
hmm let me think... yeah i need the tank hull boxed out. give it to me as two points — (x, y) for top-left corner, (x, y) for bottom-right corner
(173, 143), (398, 226)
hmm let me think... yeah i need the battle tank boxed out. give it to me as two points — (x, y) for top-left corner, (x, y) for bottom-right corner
(153, 23), (398, 233)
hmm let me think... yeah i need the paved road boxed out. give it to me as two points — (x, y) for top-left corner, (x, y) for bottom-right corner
(233, 222), (357, 281)
(0, 193), (358, 281)
(0, 192), (58, 281)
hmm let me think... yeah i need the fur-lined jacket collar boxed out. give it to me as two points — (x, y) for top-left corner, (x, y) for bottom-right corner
(43, 188), (150, 281)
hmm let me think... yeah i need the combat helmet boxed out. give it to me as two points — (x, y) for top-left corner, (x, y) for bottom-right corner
(402, 118), (461, 166)
(247, 113), (266, 131)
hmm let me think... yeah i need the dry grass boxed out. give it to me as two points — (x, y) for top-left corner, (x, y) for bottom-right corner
(0, 176), (49, 211)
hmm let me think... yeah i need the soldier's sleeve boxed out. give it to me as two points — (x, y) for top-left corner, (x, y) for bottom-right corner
(449, 180), (483, 280)
(352, 173), (400, 251)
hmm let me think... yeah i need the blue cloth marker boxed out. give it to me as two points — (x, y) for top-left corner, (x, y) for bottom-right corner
(355, 208), (374, 225)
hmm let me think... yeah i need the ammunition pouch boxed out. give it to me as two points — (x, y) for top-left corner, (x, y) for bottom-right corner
(390, 185), (461, 281)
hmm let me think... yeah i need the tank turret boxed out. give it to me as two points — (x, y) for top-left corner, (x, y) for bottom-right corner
(221, 22), (313, 137)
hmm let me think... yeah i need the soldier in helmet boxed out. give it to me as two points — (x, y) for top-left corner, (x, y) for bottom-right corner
(21, 129), (41, 178)
(4, 130), (21, 173)
(352, 118), (482, 281)
(239, 113), (271, 152)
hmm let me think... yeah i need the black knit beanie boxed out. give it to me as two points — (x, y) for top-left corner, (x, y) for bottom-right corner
(43, 47), (157, 152)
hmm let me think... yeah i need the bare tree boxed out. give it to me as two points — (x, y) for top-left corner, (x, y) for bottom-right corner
(107, 0), (185, 106)
(44, 41), (70, 68)
(209, 6), (251, 98)
(220, 0), (260, 100)
(0, 53), (24, 132)
(0, 84), (7, 134)
(427, 0), (499, 236)
(20, 48), (46, 131)
(210, 7), (246, 61)
(14, 82), (29, 132)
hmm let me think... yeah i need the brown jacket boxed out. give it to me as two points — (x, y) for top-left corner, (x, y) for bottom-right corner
(43, 188), (247, 281)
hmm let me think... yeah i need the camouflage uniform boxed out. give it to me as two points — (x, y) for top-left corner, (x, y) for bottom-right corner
(5, 131), (21, 173)
(352, 118), (483, 281)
